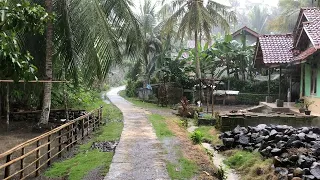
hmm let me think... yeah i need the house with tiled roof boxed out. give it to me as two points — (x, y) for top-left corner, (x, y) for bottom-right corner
(232, 26), (259, 45)
(293, 7), (320, 114)
(253, 7), (320, 114)
(254, 34), (294, 68)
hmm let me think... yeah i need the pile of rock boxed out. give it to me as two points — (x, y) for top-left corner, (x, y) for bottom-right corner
(216, 124), (320, 180)
(91, 141), (118, 152)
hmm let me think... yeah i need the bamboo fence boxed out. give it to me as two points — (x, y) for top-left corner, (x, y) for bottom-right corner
(0, 107), (103, 180)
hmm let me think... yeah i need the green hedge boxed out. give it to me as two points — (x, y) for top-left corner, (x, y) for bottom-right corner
(236, 93), (279, 105)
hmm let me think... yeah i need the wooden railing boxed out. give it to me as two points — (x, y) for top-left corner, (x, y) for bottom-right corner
(0, 107), (103, 180)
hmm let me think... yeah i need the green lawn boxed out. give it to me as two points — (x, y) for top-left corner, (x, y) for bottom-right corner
(148, 114), (174, 139)
(167, 157), (198, 180)
(45, 99), (123, 180)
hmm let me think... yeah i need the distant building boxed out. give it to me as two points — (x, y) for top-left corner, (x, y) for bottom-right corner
(232, 26), (259, 46)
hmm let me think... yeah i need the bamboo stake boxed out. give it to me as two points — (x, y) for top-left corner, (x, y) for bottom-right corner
(4, 153), (11, 178)
(58, 130), (62, 158)
(47, 135), (51, 166)
(87, 116), (90, 136)
(66, 126), (70, 151)
(81, 119), (85, 140)
(35, 140), (40, 177)
(20, 148), (25, 179)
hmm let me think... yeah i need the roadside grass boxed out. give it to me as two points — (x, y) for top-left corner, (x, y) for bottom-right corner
(167, 157), (198, 180)
(223, 150), (275, 180)
(195, 126), (222, 145)
(45, 98), (123, 180)
(45, 150), (113, 180)
(148, 114), (174, 139)
(119, 90), (170, 109)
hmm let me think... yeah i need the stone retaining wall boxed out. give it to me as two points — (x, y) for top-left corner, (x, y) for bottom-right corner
(217, 114), (320, 131)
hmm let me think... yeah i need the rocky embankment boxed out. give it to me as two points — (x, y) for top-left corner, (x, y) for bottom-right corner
(216, 124), (320, 180)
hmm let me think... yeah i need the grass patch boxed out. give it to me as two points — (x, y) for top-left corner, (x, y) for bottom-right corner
(148, 114), (174, 139)
(167, 158), (198, 180)
(45, 150), (113, 180)
(119, 90), (169, 109)
(45, 97), (123, 180)
(195, 126), (222, 145)
(223, 150), (274, 180)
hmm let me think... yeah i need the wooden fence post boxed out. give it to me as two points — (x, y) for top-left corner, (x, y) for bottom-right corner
(47, 135), (51, 166)
(87, 116), (90, 136)
(93, 116), (96, 132)
(20, 148), (25, 179)
(74, 121), (78, 143)
(70, 123), (74, 148)
(100, 107), (103, 124)
(4, 153), (12, 179)
(81, 119), (85, 140)
(66, 126), (70, 151)
(35, 140), (41, 177)
(58, 130), (62, 158)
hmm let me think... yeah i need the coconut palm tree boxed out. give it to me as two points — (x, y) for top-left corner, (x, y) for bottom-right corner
(37, 0), (141, 124)
(136, 0), (162, 87)
(39, 0), (54, 125)
(161, 0), (236, 80)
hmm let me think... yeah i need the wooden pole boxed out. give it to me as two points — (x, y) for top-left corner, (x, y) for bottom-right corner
(66, 126), (70, 151)
(47, 135), (51, 166)
(35, 140), (40, 177)
(64, 82), (69, 121)
(212, 85), (214, 117)
(4, 153), (11, 178)
(279, 66), (282, 99)
(20, 148), (25, 179)
(6, 83), (9, 132)
(206, 88), (209, 113)
(81, 119), (85, 140)
(268, 68), (271, 97)
(58, 130), (62, 158)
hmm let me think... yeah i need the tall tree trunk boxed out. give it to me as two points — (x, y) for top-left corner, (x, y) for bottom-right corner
(39, 0), (53, 125)
(195, 30), (201, 79)
(195, 30), (202, 102)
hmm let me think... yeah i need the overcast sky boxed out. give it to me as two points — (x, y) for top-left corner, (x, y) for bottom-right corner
(131, 0), (280, 12)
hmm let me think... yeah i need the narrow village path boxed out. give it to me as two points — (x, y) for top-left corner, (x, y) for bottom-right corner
(104, 86), (170, 180)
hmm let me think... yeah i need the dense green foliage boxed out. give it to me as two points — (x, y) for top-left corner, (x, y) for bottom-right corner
(0, 1), (52, 80)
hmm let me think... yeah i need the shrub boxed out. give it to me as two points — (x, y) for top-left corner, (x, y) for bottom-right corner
(125, 79), (143, 97)
(190, 131), (204, 144)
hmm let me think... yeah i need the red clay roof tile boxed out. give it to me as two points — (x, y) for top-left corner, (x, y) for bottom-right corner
(258, 34), (294, 65)
(302, 7), (320, 22)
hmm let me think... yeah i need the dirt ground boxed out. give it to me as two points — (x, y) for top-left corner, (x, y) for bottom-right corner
(0, 121), (41, 154)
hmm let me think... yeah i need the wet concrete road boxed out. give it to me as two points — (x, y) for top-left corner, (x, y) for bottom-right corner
(104, 86), (170, 180)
